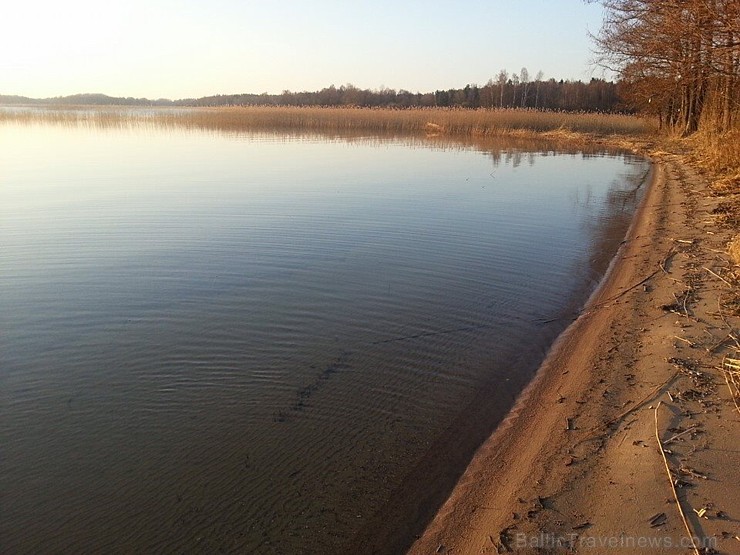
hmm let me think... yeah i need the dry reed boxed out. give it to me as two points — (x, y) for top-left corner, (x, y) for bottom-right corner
(654, 402), (703, 555)
(686, 129), (740, 175)
(723, 355), (740, 414)
(0, 105), (655, 139)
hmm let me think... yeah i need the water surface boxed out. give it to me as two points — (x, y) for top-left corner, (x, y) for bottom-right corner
(1, 118), (649, 553)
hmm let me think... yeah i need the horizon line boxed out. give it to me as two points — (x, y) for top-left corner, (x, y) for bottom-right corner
(1, 76), (621, 104)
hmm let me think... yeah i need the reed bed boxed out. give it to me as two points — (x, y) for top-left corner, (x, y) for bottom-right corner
(0, 105), (655, 139)
(686, 129), (740, 175)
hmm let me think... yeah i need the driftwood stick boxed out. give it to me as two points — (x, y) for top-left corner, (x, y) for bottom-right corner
(663, 425), (698, 444)
(654, 402), (701, 555)
(660, 248), (677, 274)
(724, 370), (740, 415)
(673, 335), (695, 347)
(605, 371), (679, 428)
(570, 372), (680, 454)
(722, 357), (740, 415)
(586, 269), (661, 313)
(703, 266), (733, 287)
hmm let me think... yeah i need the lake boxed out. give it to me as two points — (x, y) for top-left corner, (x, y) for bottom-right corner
(1, 114), (650, 553)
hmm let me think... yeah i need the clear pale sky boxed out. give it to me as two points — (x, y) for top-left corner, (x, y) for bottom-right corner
(1, 0), (607, 100)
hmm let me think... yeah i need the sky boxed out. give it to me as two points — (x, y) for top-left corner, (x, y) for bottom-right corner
(0, 0), (608, 100)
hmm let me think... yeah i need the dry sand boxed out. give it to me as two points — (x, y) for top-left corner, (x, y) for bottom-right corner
(408, 146), (740, 554)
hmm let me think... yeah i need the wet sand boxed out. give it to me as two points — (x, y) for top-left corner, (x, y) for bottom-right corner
(408, 145), (740, 554)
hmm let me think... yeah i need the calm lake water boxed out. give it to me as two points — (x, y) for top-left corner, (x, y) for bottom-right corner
(1, 117), (650, 554)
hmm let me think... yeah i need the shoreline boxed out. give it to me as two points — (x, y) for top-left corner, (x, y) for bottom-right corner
(346, 139), (652, 555)
(408, 145), (739, 554)
(3, 106), (735, 551)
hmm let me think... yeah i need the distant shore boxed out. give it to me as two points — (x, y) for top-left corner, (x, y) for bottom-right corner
(406, 140), (739, 554)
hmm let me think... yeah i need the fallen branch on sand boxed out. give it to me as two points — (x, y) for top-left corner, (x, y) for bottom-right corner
(583, 249), (678, 317)
(604, 371), (679, 428)
(584, 269), (661, 315)
(654, 402), (702, 555)
(569, 371), (679, 451)
(703, 266), (733, 287)
(722, 356), (740, 415)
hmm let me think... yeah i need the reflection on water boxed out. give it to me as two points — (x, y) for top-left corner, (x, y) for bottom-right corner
(0, 115), (650, 554)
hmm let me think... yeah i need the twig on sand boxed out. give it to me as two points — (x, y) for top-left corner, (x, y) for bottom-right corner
(571, 371), (679, 451)
(654, 402), (702, 555)
(583, 248), (681, 317)
(722, 357), (740, 415)
(716, 297), (734, 331)
(660, 248), (688, 285)
(706, 333), (734, 353)
(703, 266), (733, 287)
(673, 335), (695, 347)
(605, 371), (679, 428)
(660, 248), (677, 274)
(663, 425), (698, 444)
(586, 269), (661, 314)
(672, 289), (692, 319)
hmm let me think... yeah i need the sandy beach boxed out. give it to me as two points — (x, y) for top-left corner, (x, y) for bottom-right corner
(408, 145), (740, 554)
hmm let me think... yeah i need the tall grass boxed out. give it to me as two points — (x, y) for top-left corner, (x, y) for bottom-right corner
(0, 105), (655, 139)
(685, 129), (740, 175)
(166, 106), (654, 137)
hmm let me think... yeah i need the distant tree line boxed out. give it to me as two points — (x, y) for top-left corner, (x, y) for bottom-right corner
(0, 93), (175, 106)
(187, 74), (625, 112)
(0, 73), (627, 113)
(593, 0), (739, 134)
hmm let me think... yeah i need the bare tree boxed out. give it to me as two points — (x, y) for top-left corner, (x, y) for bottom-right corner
(510, 74), (520, 108)
(534, 70), (544, 109)
(520, 67), (530, 107)
(496, 69), (508, 107)
(592, 0), (739, 135)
